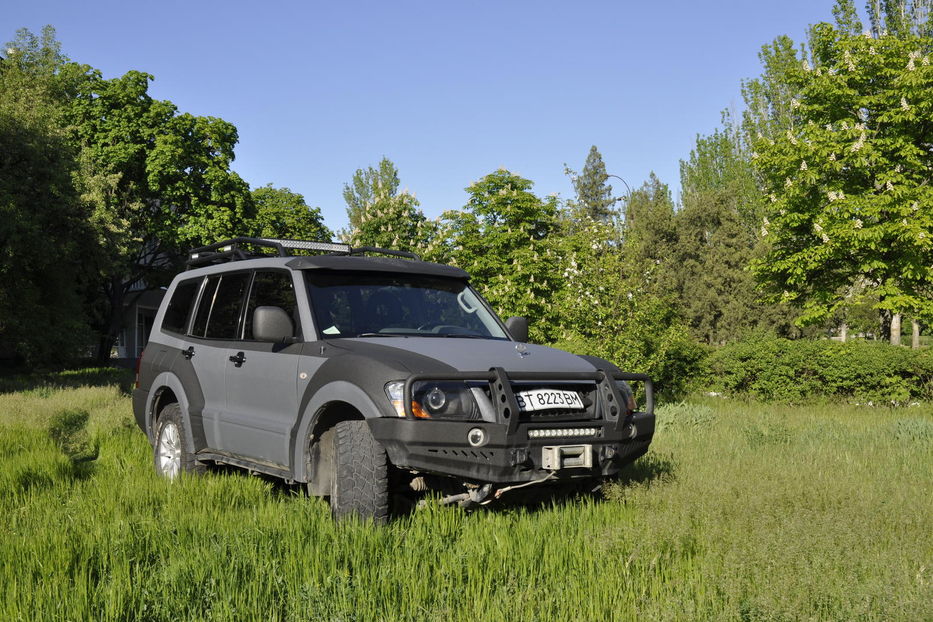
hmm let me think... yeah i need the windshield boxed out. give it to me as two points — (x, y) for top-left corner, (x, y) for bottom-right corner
(305, 272), (510, 340)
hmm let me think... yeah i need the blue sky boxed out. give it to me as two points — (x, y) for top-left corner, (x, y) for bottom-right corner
(6, 1), (834, 231)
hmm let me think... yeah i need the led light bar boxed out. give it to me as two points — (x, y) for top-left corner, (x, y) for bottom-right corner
(259, 238), (351, 254)
(527, 427), (599, 439)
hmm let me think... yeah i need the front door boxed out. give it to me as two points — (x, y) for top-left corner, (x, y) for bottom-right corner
(220, 270), (304, 467)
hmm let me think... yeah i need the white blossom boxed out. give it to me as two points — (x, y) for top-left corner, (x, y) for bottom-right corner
(829, 152), (837, 161)
(828, 191), (838, 201)
(791, 98), (801, 109)
(800, 160), (808, 171)
(901, 97), (910, 111)
(843, 49), (856, 71)
(907, 57), (915, 71)
(785, 177), (793, 188)
(869, 46), (876, 55)
(821, 233), (830, 243)
(854, 218), (863, 229)
(814, 222), (823, 233)
(760, 226), (768, 237)
(923, 56), (930, 66)
(841, 121), (850, 131)
(769, 193), (778, 203)
(886, 180), (895, 191)
(802, 59), (811, 71)
(786, 129), (798, 145)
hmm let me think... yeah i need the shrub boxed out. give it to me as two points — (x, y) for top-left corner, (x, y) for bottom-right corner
(707, 334), (933, 403)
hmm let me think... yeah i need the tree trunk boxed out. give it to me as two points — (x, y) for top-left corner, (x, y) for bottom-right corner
(96, 275), (126, 363)
(839, 322), (848, 343)
(890, 312), (902, 346)
(912, 319), (921, 349)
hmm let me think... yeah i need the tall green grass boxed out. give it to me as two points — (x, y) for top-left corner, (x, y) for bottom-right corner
(1, 373), (930, 620)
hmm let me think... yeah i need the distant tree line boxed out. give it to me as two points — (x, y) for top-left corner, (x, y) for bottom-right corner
(1, 2), (930, 398)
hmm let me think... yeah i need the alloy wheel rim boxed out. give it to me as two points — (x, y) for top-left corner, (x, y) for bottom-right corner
(157, 422), (182, 479)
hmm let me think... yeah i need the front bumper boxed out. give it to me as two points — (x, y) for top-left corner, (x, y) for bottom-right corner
(369, 410), (655, 484)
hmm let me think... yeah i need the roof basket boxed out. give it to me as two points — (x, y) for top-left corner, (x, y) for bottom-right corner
(186, 237), (419, 268)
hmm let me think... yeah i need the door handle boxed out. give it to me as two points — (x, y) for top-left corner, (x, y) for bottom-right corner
(182, 346), (195, 360)
(229, 351), (246, 367)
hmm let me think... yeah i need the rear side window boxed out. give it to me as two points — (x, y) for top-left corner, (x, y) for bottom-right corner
(161, 279), (200, 335)
(191, 276), (220, 337)
(203, 272), (250, 339)
(243, 271), (300, 340)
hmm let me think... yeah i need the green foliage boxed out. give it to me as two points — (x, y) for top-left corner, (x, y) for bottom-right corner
(2, 379), (931, 619)
(248, 185), (332, 241)
(707, 333), (933, 402)
(342, 157), (434, 254)
(0, 28), (91, 365)
(751, 24), (933, 327)
(444, 169), (561, 342)
(565, 145), (616, 222)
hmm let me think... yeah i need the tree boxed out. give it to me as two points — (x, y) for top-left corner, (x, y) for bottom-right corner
(620, 173), (678, 296)
(442, 169), (560, 342)
(342, 157), (433, 253)
(68, 67), (254, 360)
(565, 145), (616, 222)
(248, 184), (332, 241)
(0, 29), (91, 364)
(751, 22), (933, 339)
(674, 121), (798, 344)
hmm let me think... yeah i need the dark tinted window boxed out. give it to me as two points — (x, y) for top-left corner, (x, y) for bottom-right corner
(204, 272), (250, 339)
(191, 276), (220, 337)
(162, 279), (200, 334)
(243, 271), (299, 340)
(305, 273), (507, 339)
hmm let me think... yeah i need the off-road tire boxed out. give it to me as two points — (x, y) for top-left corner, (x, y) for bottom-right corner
(330, 420), (390, 523)
(153, 403), (206, 478)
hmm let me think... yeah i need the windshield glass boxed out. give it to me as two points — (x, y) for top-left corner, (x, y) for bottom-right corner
(305, 272), (509, 340)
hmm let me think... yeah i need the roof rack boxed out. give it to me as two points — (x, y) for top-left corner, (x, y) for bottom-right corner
(186, 237), (420, 268)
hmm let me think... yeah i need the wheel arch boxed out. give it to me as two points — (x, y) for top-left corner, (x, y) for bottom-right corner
(291, 380), (383, 482)
(144, 372), (195, 449)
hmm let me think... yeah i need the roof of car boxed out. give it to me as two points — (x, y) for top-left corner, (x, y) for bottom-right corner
(286, 255), (470, 280)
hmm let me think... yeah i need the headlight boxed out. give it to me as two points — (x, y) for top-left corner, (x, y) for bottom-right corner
(384, 381), (480, 419)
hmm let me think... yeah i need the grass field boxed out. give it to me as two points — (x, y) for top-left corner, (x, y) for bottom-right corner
(1, 369), (931, 621)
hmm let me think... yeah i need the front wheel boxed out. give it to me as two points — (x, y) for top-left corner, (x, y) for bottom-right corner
(153, 403), (205, 479)
(330, 420), (390, 523)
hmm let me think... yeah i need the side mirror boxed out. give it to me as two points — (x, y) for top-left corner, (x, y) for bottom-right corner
(505, 316), (528, 343)
(253, 306), (295, 343)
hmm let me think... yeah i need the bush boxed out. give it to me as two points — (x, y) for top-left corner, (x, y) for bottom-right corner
(706, 334), (933, 403)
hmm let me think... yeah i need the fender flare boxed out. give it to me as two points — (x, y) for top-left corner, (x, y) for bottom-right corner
(145, 372), (196, 452)
(291, 380), (384, 482)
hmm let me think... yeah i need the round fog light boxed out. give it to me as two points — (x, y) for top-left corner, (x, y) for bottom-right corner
(467, 427), (487, 447)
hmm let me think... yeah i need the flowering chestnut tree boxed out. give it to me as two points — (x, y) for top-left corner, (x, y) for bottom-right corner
(752, 23), (933, 327)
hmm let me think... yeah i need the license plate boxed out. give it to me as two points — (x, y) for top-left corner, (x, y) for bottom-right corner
(515, 389), (584, 412)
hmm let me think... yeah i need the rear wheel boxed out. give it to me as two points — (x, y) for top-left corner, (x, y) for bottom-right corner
(153, 403), (205, 478)
(330, 420), (390, 523)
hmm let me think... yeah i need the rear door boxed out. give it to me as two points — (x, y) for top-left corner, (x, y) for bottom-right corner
(220, 270), (304, 467)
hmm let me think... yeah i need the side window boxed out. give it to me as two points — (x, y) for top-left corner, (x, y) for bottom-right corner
(203, 272), (251, 339)
(161, 279), (200, 335)
(191, 276), (220, 338)
(243, 271), (300, 340)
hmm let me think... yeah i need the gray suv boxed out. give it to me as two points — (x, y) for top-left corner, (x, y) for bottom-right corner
(133, 238), (655, 521)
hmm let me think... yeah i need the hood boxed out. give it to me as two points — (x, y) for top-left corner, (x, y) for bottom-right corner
(337, 337), (597, 374)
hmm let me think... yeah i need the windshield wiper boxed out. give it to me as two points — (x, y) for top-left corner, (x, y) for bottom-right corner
(442, 333), (488, 339)
(356, 332), (406, 338)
